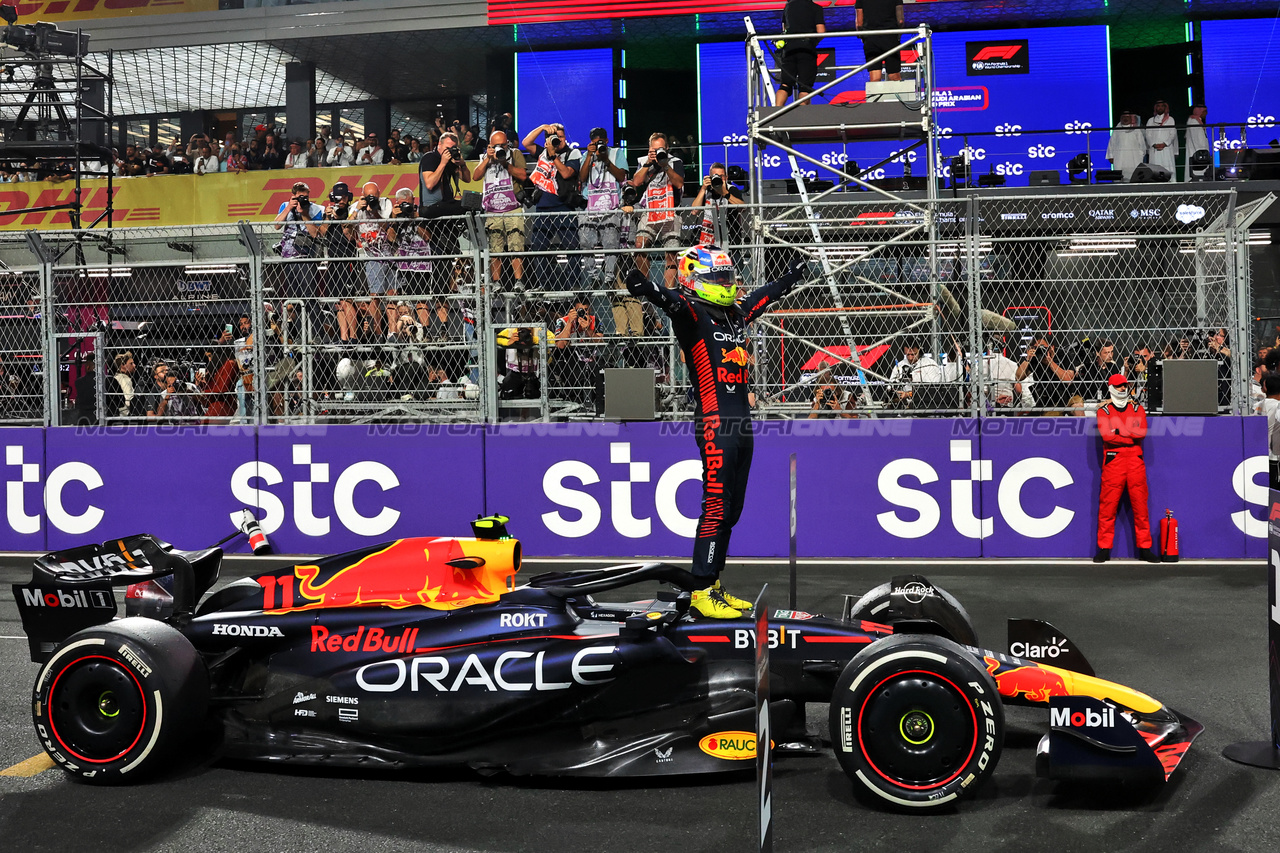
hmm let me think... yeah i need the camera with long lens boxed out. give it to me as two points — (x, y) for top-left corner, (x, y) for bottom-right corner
(445, 145), (461, 162)
(593, 140), (609, 157)
(516, 327), (534, 349)
(547, 137), (564, 156)
(396, 201), (416, 217)
(295, 195), (310, 210)
(620, 185), (640, 206)
(709, 174), (724, 191)
(331, 203), (350, 220)
(363, 194), (379, 209)
(651, 148), (669, 166)
(493, 145), (509, 163)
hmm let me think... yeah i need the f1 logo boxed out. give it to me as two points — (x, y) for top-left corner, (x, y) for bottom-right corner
(972, 45), (1022, 61)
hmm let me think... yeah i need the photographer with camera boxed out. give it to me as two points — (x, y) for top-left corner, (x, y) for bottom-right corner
(808, 367), (854, 419)
(354, 181), (397, 335)
(319, 182), (362, 343)
(553, 294), (604, 407)
(496, 323), (554, 420)
(578, 127), (628, 294)
(273, 181), (324, 298)
(387, 188), (434, 321)
(1016, 332), (1076, 415)
(419, 131), (473, 293)
(691, 162), (744, 246)
(631, 132), (685, 289)
(522, 122), (583, 292)
(475, 129), (529, 294)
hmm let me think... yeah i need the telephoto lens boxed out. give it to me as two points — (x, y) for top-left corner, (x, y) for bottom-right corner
(494, 146), (509, 162)
(710, 175), (724, 190)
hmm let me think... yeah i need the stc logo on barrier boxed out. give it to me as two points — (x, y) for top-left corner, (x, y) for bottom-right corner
(230, 445), (400, 537)
(876, 439), (1075, 540)
(542, 442), (701, 538)
(5, 446), (103, 535)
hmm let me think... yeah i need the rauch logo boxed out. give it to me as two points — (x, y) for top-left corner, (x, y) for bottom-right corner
(698, 731), (758, 760)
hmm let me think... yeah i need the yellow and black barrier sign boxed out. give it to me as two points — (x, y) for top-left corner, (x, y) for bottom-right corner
(0, 165), (488, 230)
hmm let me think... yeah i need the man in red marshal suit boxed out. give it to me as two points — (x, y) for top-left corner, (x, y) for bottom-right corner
(1094, 373), (1159, 563)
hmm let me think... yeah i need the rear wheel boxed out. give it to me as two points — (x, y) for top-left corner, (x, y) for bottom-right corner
(847, 579), (978, 646)
(32, 617), (208, 784)
(829, 634), (1003, 811)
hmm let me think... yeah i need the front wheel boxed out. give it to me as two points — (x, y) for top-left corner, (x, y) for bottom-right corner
(829, 634), (1003, 811)
(32, 617), (208, 784)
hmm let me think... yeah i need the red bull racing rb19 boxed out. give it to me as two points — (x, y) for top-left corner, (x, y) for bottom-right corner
(12, 516), (1201, 811)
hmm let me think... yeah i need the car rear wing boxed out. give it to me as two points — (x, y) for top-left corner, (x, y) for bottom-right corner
(12, 534), (221, 663)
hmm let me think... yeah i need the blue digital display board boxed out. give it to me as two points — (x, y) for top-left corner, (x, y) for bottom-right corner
(697, 25), (1112, 185)
(1203, 19), (1280, 144)
(515, 48), (614, 149)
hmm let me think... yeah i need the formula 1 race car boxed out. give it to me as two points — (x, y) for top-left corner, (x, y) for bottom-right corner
(12, 515), (1202, 811)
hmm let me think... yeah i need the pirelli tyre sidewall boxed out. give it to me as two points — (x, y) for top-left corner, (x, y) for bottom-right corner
(32, 617), (209, 784)
(829, 634), (1004, 811)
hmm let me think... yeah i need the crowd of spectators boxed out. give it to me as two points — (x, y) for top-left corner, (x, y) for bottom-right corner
(812, 325), (1269, 418)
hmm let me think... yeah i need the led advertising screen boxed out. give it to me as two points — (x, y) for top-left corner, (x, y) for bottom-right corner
(698, 25), (1112, 186)
(1203, 18), (1280, 146)
(515, 48), (614, 150)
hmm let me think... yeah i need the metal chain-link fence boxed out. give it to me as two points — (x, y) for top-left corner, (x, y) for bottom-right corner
(6, 189), (1262, 426)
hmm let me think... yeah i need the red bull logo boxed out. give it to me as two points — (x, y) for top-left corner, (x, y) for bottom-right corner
(721, 347), (750, 367)
(281, 537), (518, 613)
(984, 656), (1069, 703)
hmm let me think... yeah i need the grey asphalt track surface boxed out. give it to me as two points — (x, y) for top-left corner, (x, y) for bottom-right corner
(1, 554), (1279, 853)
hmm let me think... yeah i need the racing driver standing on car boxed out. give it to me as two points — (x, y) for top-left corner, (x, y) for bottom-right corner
(625, 246), (805, 618)
(1094, 373), (1159, 563)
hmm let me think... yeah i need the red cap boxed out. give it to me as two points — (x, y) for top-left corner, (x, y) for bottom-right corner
(1107, 373), (1128, 387)
(255, 124), (268, 132)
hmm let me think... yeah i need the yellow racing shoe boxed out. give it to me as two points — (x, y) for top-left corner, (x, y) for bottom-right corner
(690, 586), (742, 619)
(713, 580), (753, 612)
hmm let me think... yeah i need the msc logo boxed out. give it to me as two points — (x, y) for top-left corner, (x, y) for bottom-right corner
(1247, 114), (1276, 128)
(994, 123), (1022, 136)
(1027, 144), (1057, 159)
(1064, 120), (1093, 135)
(994, 162), (1024, 176)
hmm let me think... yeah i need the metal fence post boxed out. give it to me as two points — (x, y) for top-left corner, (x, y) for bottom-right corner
(237, 220), (265, 425)
(965, 194), (982, 417)
(25, 231), (54, 426)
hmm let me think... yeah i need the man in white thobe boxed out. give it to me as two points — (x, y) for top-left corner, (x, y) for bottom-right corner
(1106, 111), (1146, 181)
(1183, 104), (1210, 181)
(1146, 100), (1178, 175)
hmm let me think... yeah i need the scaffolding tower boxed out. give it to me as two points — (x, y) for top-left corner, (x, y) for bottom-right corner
(743, 21), (967, 411)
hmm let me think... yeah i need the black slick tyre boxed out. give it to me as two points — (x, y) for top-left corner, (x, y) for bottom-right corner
(829, 634), (1004, 811)
(32, 617), (209, 784)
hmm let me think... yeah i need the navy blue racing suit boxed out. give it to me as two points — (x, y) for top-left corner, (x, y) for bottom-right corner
(625, 264), (802, 581)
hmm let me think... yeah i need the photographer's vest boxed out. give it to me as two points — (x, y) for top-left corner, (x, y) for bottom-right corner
(482, 163), (521, 214)
(530, 153), (560, 195)
(583, 159), (621, 215)
(699, 196), (728, 245)
(396, 225), (432, 272)
(642, 162), (675, 226)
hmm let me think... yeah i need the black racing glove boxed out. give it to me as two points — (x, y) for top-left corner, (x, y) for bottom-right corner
(777, 259), (808, 293)
(624, 267), (649, 296)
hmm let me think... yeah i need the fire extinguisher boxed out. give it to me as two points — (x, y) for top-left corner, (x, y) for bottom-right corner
(1159, 509), (1179, 562)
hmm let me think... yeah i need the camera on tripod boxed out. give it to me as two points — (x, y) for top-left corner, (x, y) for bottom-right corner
(2, 20), (89, 57)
